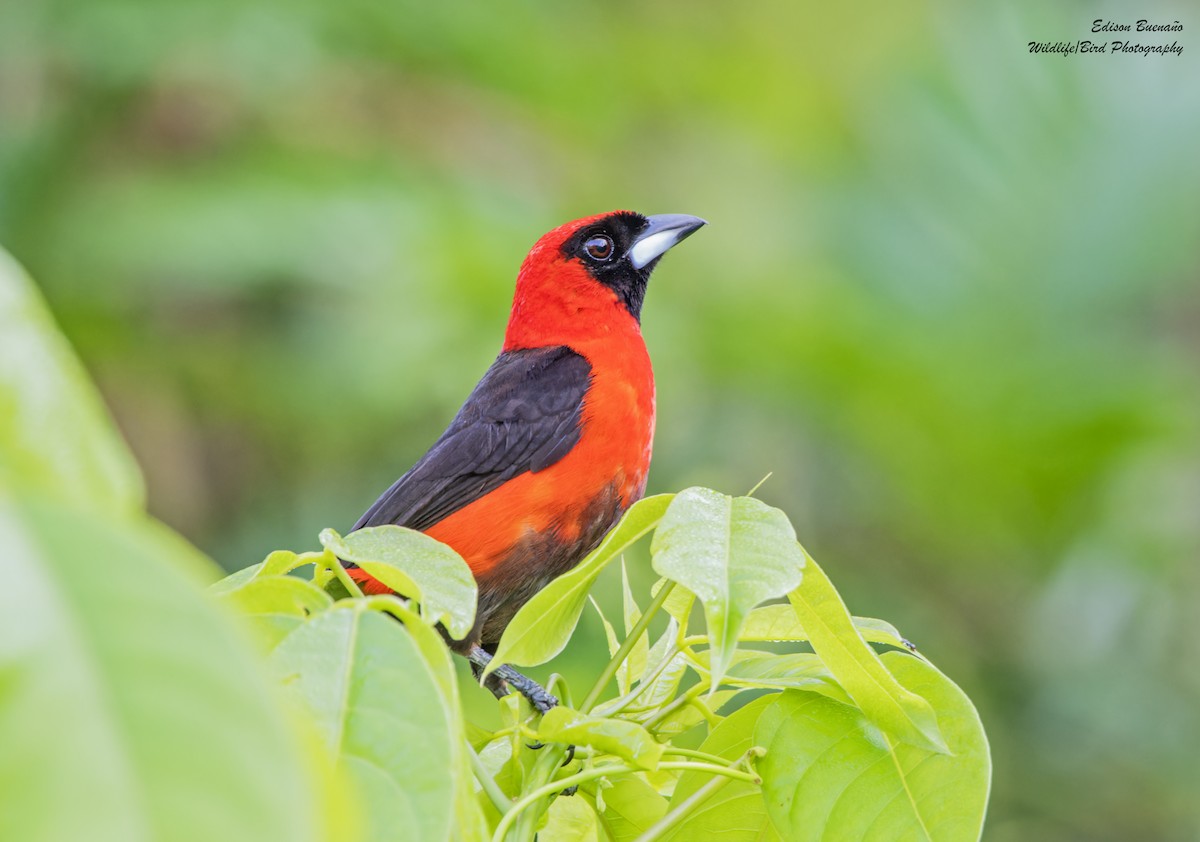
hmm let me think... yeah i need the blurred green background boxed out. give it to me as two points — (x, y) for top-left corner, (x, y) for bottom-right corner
(3, 0), (1198, 839)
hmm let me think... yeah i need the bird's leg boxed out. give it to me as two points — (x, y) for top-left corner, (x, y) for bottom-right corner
(467, 646), (558, 714)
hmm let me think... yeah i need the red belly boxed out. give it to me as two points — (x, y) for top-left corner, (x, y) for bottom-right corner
(426, 341), (655, 580)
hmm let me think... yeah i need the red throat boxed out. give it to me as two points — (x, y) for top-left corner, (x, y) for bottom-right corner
(502, 212), (643, 351)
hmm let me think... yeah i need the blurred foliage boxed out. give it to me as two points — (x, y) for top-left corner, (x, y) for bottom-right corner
(1, 0), (1198, 839)
(0, 249), (356, 842)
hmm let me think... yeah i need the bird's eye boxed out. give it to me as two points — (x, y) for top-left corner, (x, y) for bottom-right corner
(584, 235), (614, 261)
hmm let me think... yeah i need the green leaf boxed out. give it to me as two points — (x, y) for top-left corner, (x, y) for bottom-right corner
(590, 596), (629, 694)
(537, 707), (664, 771)
(650, 688), (742, 739)
(619, 561), (649, 696)
(259, 549), (312, 576)
(661, 694), (782, 842)
(372, 598), (489, 842)
(542, 793), (604, 842)
(788, 550), (948, 753)
(755, 653), (991, 842)
(209, 563), (262, 596)
(0, 248), (144, 515)
(651, 488), (805, 690)
(655, 576), (695, 629)
(593, 775), (668, 841)
(216, 575), (335, 649)
(487, 494), (674, 676)
(690, 649), (851, 703)
(271, 605), (456, 842)
(736, 603), (908, 649)
(220, 574), (334, 618)
(0, 492), (332, 842)
(320, 525), (477, 639)
(610, 620), (685, 721)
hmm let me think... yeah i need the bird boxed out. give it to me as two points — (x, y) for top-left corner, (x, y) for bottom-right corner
(340, 210), (705, 710)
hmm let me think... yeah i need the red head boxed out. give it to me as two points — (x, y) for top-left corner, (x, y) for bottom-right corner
(503, 211), (705, 351)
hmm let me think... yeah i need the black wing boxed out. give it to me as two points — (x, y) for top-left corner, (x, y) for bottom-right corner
(353, 345), (591, 533)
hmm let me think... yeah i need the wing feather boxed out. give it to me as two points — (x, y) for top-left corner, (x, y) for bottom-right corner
(352, 346), (591, 533)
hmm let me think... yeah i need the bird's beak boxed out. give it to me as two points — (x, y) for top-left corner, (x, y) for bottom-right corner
(629, 214), (707, 270)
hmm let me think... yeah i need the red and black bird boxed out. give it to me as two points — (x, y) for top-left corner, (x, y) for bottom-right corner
(342, 210), (705, 709)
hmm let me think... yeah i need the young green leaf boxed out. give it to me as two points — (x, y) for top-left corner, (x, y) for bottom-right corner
(271, 605), (457, 842)
(648, 688), (743, 739)
(319, 525), (476, 639)
(220, 574), (333, 618)
(651, 488), (805, 690)
(216, 575), (335, 649)
(755, 653), (990, 842)
(788, 549), (948, 753)
(691, 649), (850, 702)
(209, 563), (262, 596)
(259, 549), (311, 577)
(537, 707), (665, 771)
(654, 576), (695, 630)
(734, 603), (908, 649)
(486, 494), (674, 676)
(619, 561), (649, 695)
(590, 596), (631, 694)
(660, 694), (782, 842)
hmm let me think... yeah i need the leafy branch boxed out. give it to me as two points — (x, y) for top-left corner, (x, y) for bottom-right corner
(214, 487), (992, 841)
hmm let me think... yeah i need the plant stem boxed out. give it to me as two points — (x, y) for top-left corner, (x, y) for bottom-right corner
(493, 757), (757, 842)
(362, 594), (412, 619)
(545, 673), (572, 708)
(322, 550), (365, 599)
(580, 580), (676, 714)
(634, 771), (734, 842)
(513, 742), (572, 841)
(660, 746), (737, 766)
(494, 763), (634, 842)
(593, 641), (679, 718)
(657, 760), (758, 783)
(492, 758), (753, 842)
(466, 741), (512, 816)
(639, 681), (706, 729)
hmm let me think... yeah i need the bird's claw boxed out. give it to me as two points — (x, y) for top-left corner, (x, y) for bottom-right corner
(466, 645), (559, 713)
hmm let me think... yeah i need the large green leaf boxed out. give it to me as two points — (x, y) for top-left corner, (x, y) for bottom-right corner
(0, 248), (143, 514)
(320, 525), (477, 639)
(755, 652), (990, 841)
(486, 494), (674, 676)
(271, 605), (456, 842)
(661, 694), (781, 842)
(592, 775), (668, 841)
(0, 492), (334, 842)
(788, 550), (947, 753)
(373, 599), (489, 842)
(651, 488), (805, 690)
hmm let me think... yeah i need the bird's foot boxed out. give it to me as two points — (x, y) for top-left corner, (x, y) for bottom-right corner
(467, 646), (558, 713)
